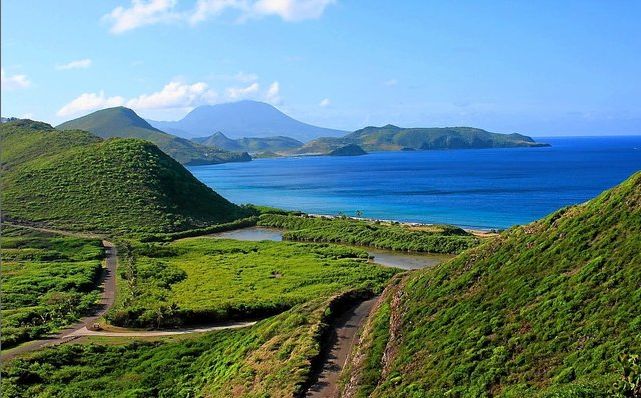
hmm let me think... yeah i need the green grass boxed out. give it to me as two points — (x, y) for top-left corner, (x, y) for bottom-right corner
(1, 292), (376, 397)
(257, 213), (479, 254)
(350, 171), (641, 397)
(0, 226), (105, 348)
(107, 237), (398, 328)
(1, 120), (249, 234)
(57, 107), (251, 165)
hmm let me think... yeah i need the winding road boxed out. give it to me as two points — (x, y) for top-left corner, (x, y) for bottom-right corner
(0, 225), (255, 361)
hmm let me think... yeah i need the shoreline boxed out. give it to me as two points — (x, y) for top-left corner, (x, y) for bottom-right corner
(304, 213), (500, 237)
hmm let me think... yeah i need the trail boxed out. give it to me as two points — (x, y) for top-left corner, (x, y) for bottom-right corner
(1, 224), (255, 361)
(305, 297), (379, 398)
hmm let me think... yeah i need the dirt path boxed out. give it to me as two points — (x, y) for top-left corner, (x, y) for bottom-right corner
(68, 321), (257, 337)
(305, 297), (379, 398)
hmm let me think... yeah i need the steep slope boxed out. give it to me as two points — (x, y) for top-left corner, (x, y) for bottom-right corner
(295, 125), (548, 154)
(1, 120), (248, 234)
(148, 100), (346, 141)
(193, 131), (303, 153)
(57, 107), (250, 165)
(344, 171), (641, 397)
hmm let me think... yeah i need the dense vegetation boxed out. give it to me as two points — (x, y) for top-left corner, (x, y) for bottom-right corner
(0, 226), (104, 348)
(57, 107), (251, 165)
(294, 125), (548, 154)
(1, 120), (249, 234)
(258, 214), (479, 254)
(107, 237), (397, 327)
(345, 171), (641, 397)
(328, 144), (367, 156)
(193, 131), (304, 153)
(1, 291), (375, 397)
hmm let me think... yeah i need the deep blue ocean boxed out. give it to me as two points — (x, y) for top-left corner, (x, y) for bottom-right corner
(188, 136), (641, 230)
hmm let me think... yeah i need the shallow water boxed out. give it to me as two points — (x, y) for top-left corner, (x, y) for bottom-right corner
(190, 136), (641, 229)
(209, 227), (450, 270)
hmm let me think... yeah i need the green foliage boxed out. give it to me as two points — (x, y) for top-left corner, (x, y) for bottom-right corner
(1, 121), (250, 234)
(258, 214), (479, 254)
(362, 171), (641, 397)
(611, 354), (641, 397)
(193, 131), (304, 153)
(1, 293), (371, 397)
(56, 107), (251, 165)
(107, 238), (397, 327)
(0, 227), (104, 348)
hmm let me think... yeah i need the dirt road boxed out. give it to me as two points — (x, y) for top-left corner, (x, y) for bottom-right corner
(305, 297), (379, 398)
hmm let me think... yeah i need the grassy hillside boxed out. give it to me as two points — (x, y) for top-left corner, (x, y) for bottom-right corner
(0, 226), (104, 348)
(295, 125), (548, 154)
(343, 171), (641, 397)
(57, 107), (251, 165)
(258, 214), (479, 254)
(1, 120), (248, 234)
(194, 131), (303, 153)
(108, 237), (397, 327)
(328, 144), (367, 156)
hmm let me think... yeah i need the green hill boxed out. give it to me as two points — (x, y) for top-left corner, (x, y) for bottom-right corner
(295, 125), (548, 154)
(57, 107), (251, 165)
(1, 120), (248, 234)
(193, 131), (303, 153)
(328, 144), (367, 156)
(343, 171), (641, 397)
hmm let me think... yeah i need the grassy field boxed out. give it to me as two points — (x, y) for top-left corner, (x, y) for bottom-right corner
(0, 226), (105, 348)
(2, 291), (378, 397)
(257, 213), (480, 254)
(1, 120), (249, 234)
(343, 171), (641, 397)
(107, 237), (398, 328)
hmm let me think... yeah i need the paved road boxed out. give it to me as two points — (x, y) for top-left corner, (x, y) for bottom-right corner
(305, 297), (379, 398)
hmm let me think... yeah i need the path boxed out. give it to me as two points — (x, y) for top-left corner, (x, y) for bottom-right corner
(68, 321), (257, 337)
(305, 297), (379, 398)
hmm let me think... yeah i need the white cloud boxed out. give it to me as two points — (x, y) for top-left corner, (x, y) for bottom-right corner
(265, 81), (282, 105)
(1, 67), (31, 90)
(57, 91), (125, 117)
(56, 58), (92, 70)
(319, 98), (331, 107)
(105, 0), (334, 33)
(127, 80), (217, 110)
(384, 78), (397, 87)
(250, 0), (335, 22)
(104, 0), (178, 34)
(226, 82), (260, 100)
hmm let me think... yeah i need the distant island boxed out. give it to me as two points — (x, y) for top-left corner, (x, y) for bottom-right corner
(293, 124), (548, 155)
(327, 143), (367, 156)
(193, 131), (304, 153)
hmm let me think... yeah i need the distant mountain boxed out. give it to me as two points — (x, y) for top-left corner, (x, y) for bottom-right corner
(1, 119), (249, 234)
(57, 107), (250, 165)
(148, 100), (346, 141)
(193, 131), (303, 153)
(327, 144), (367, 156)
(294, 125), (548, 154)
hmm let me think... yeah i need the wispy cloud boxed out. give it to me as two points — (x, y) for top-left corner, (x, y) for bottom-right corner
(56, 58), (92, 70)
(57, 91), (125, 117)
(319, 98), (330, 107)
(265, 81), (282, 105)
(105, 0), (335, 34)
(104, 0), (179, 34)
(383, 78), (397, 87)
(1, 67), (32, 90)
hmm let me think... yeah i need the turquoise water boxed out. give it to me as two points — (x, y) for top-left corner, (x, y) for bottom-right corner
(189, 136), (641, 230)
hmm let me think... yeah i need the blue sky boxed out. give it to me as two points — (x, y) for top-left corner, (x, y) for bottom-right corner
(2, 0), (640, 136)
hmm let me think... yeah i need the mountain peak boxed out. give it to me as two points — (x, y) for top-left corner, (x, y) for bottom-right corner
(147, 101), (346, 141)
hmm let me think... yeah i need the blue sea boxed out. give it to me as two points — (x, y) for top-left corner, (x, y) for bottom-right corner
(188, 136), (641, 230)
